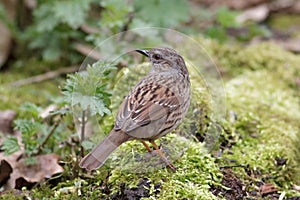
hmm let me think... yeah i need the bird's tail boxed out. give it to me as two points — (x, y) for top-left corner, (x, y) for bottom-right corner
(79, 130), (131, 170)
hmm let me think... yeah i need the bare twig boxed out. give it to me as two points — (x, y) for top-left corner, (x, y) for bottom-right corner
(80, 24), (99, 34)
(35, 122), (60, 155)
(10, 66), (78, 87)
(220, 164), (248, 169)
(73, 43), (101, 60)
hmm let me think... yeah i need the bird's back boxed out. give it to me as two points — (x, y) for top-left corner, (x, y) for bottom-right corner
(114, 70), (190, 140)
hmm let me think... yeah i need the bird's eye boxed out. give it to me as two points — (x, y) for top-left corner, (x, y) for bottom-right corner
(152, 54), (162, 60)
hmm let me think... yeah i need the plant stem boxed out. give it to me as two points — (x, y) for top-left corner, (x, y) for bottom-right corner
(80, 110), (86, 157)
(35, 122), (59, 155)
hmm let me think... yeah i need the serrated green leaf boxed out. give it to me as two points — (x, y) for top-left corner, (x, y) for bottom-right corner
(14, 119), (39, 136)
(134, 0), (189, 27)
(216, 7), (239, 28)
(34, 3), (59, 32)
(53, 0), (93, 29)
(62, 61), (116, 117)
(19, 102), (42, 119)
(42, 47), (61, 61)
(1, 137), (21, 156)
(100, 0), (133, 33)
(205, 26), (227, 43)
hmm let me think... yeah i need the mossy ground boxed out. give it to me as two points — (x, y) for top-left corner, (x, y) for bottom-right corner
(0, 59), (62, 111)
(1, 39), (300, 199)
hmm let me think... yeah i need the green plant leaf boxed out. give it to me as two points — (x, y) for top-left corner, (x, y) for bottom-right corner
(34, 3), (59, 32)
(134, 0), (189, 27)
(19, 102), (42, 120)
(205, 26), (227, 43)
(14, 119), (39, 136)
(62, 61), (116, 117)
(1, 136), (21, 156)
(53, 0), (93, 29)
(216, 7), (239, 28)
(100, 0), (133, 33)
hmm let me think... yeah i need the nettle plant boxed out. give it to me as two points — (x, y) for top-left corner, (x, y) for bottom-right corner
(0, 0), (190, 64)
(2, 61), (116, 164)
(2, 102), (63, 165)
(62, 61), (117, 155)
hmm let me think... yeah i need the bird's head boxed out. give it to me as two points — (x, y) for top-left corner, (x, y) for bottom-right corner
(136, 47), (188, 75)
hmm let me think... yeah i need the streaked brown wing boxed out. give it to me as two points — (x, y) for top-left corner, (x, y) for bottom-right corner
(114, 82), (180, 134)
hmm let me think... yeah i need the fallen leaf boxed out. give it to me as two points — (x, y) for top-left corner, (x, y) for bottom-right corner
(0, 160), (13, 186)
(1, 130), (63, 190)
(2, 154), (64, 190)
(0, 110), (16, 134)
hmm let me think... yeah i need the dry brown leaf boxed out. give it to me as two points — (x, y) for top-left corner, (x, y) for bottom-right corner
(0, 160), (13, 186)
(0, 110), (16, 134)
(1, 131), (63, 190)
(2, 154), (64, 190)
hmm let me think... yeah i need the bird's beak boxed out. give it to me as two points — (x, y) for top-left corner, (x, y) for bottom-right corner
(135, 49), (149, 57)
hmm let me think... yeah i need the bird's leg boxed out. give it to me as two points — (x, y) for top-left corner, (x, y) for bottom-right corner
(150, 140), (176, 172)
(141, 140), (152, 152)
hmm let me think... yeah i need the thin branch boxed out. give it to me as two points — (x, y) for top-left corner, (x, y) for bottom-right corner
(35, 122), (60, 155)
(73, 43), (101, 60)
(220, 164), (248, 169)
(10, 66), (78, 87)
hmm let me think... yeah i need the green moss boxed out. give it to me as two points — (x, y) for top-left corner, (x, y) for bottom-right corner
(0, 72), (60, 111)
(192, 37), (300, 196)
(198, 38), (300, 84)
(106, 137), (222, 199)
(268, 14), (300, 35)
(223, 70), (300, 193)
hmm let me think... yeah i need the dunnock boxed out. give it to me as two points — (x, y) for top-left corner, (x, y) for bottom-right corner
(79, 47), (190, 171)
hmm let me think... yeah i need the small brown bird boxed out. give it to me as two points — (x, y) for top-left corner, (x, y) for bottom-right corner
(79, 47), (190, 171)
